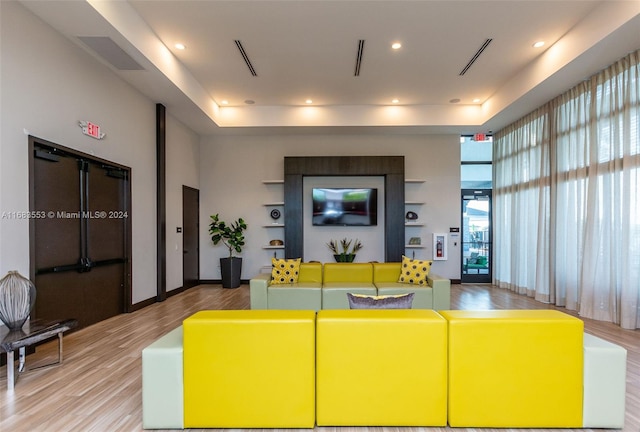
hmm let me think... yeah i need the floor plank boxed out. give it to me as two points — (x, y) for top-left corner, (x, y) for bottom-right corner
(1, 283), (638, 432)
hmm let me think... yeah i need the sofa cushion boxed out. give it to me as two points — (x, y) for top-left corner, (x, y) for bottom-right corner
(183, 310), (316, 428)
(347, 293), (415, 309)
(271, 257), (301, 284)
(372, 262), (402, 283)
(440, 310), (583, 428)
(323, 262), (373, 283)
(316, 309), (448, 426)
(268, 283), (322, 311)
(398, 255), (432, 286)
(298, 262), (323, 283)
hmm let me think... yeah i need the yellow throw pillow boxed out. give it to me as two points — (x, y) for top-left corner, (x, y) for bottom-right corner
(271, 258), (301, 284)
(398, 255), (432, 286)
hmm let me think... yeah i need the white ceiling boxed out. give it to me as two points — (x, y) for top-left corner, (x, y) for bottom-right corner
(19, 0), (640, 136)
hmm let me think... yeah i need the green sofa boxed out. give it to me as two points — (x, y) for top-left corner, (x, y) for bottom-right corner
(250, 261), (451, 310)
(374, 262), (450, 309)
(250, 262), (323, 310)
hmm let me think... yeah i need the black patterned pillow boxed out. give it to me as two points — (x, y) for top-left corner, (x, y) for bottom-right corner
(270, 258), (301, 284)
(347, 293), (415, 309)
(398, 255), (432, 286)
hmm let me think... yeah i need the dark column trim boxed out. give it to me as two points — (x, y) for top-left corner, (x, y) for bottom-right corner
(156, 104), (167, 301)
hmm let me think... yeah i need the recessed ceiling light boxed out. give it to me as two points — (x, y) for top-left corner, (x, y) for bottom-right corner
(244, 99), (255, 105)
(175, 43), (186, 50)
(391, 99), (400, 104)
(305, 99), (313, 104)
(473, 98), (481, 103)
(391, 42), (402, 50)
(532, 41), (545, 48)
(449, 98), (461, 104)
(221, 100), (229, 105)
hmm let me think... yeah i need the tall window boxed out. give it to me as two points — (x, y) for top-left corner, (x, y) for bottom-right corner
(461, 136), (493, 282)
(461, 135), (493, 189)
(493, 50), (640, 329)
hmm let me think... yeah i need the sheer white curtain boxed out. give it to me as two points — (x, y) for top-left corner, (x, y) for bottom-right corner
(494, 51), (640, 329)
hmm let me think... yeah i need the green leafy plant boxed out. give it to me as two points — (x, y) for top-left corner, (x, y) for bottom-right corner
(327, 238), (363, 262)
(209, 214), (247, 257)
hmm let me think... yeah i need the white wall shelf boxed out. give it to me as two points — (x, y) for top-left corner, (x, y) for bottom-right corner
(405, 178), (426, 257)
(262, 180), (285, 268)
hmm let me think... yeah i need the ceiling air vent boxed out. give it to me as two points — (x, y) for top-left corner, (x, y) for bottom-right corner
(459, 38), (492, 76)
(354, 39), (365, 76)
(77, 36), (144, 71)
(234, 40), (257, 77)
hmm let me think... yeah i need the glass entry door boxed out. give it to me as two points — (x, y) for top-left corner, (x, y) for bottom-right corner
(462, 189), (492, 283)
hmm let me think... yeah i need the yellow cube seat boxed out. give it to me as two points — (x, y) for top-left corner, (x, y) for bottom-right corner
(440, 310), (584, 428)
(183, 310), (316, 428)
(316, 309), (448, 426)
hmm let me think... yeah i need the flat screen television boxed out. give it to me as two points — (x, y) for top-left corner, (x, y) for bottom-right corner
(312, 188), (378, 226)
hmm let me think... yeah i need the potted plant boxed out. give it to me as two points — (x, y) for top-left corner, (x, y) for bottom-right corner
(209, 213), (247, 288)
(327, 238), (363, 262)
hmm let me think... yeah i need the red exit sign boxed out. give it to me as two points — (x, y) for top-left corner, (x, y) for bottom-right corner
(79, 120), (105, 140)
(474, 133), (486, 142)
(86, 122), (100, 138)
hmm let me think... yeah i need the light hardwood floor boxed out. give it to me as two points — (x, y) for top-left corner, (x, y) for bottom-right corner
(1, 283), (638, 432)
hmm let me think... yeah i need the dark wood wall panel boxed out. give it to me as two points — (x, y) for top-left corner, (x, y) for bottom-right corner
(385, 172), (405, 261)
(284, 173), (303, 258)
(284, 156), (404, 262)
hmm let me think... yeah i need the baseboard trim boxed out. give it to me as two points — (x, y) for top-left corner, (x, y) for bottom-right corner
(131, 296), (156, 312)
(199, 279), (250, 285)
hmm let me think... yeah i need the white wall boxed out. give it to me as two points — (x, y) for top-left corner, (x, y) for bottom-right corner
(0, 2), (199, 304)
(199, 134), (461, 280)
(1, 3), (461, 312)
(165, 117), (200, 292)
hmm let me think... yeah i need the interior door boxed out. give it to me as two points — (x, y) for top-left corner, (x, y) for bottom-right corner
(30, 138), (131, 330)
(461, 189), (492, 283)
(182, 186), (199, 290)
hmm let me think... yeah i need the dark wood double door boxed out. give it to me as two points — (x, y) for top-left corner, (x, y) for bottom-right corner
(30, 137), (131, 331)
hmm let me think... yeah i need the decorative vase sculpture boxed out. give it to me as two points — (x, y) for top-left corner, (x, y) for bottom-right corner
(0, 271), (36, 330)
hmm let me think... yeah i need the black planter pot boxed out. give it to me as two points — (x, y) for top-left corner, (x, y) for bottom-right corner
(220, 257), (242, 288)
(333, 254), (356, 262)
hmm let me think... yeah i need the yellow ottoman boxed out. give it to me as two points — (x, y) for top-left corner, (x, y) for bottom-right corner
(183, 310), (316, 428)
(316, 309), (448, 426)
(440, 310), (583, 428)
